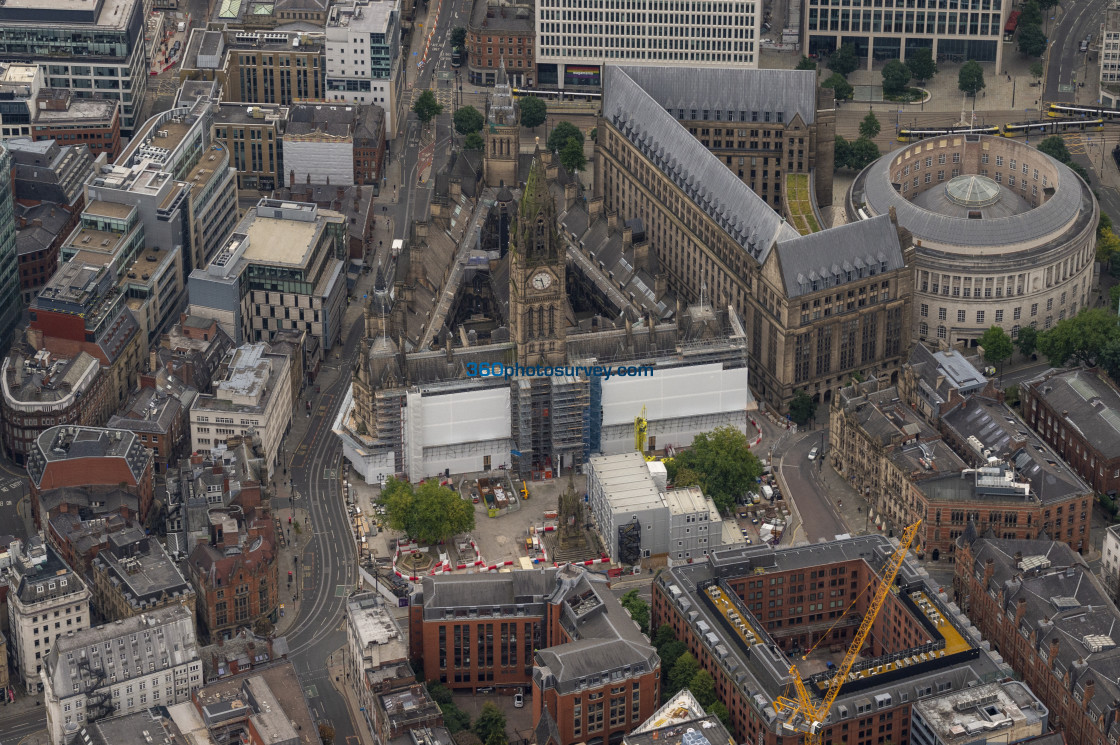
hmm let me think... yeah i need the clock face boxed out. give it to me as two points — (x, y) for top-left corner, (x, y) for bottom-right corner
(531, 272), (553, 290)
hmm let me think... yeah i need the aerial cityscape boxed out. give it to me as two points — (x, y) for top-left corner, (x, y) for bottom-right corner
(3, 0), (1120, 744)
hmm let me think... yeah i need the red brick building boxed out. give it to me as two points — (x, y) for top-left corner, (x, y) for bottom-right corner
(953, 536), (1120, 745)
(107, 377), (192, 475)
(1021, 368), (1120, 499)
(15, 202), (82, 305)
(26, 425), (155, 529)
(651, 536), (1007, 745)
(466, 0), (534, 87)
(31, 91), (122, 162)
(409, 564), (660, 745)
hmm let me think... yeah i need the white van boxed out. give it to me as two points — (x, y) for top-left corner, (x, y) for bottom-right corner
(761, 485), (773, 501)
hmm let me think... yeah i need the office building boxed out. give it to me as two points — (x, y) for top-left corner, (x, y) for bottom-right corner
(535, 0), (758, 89)
(155, 314), (235, 394)
(409, 564), (660, 745)
(46, 511), (133, 575)
(17, 202), (84, 306)
(325, 0), (405, 137)
(1101, 6), (1120, 106)
(598, 66), (910, 410)
(189, 343), (293, 476)
(107, 381), (196, 475)
(653, 535), (1015, 744)
(211, 102), (289, 192)
(938, 391), (1093, 555)
(283, 102), (386, 185)
(849, 135), (1097, 348)
(89, 525), (194, 621)
(898, 344), (989, 426)
(618, 690), (736, 745)
(0, 0), (148, 133)
(804, 0), (1010, 69)
(187, 199), (348, 353)
(1020, 367), (1120, 497)
(180, 27), (325, 106)
(6, 538), (91, 695)
(466, 0), (534, 87)
(0, 350), (112, 466)
(586, 451), (743, 565)
(955, 537), (1120, 745)
(346, 593), (414, 740)
(27, 425), (155, 529)
(42, 605), (201, 744)
(910, 681), (1047, 745)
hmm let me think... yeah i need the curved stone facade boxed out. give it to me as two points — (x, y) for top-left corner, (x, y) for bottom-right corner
(849, 135), (1097, 347)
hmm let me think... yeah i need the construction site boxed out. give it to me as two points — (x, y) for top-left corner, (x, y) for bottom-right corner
(652, 531), (1015, 745)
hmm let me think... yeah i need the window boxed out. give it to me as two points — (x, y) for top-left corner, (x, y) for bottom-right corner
(995, 309), (1003, 322)
(957, 310), (966, 323)
(937, 325), (947, 339)
(938, 307), (947, 321)
(976, 311), (985, 323)
(920, 303), (928, 317)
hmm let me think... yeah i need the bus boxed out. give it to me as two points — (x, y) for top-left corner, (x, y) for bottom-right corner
(1001, 118), (1103, 136)
(897, 125), (999, 142)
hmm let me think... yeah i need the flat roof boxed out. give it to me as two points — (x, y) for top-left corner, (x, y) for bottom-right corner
(83, 200), (135, 220)
(589, 451), (663, 512)
(912, 681), (1045, 744)
(242, 212), (321, 267)
(35, 97), (118, 124)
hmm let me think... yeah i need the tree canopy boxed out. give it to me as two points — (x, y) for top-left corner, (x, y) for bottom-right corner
(1038, 308), (1120, 366)
(822, 72), (854, 100)
(1038, 135), (1091, 183)
(668, 652), (700, 694)
(453, 105), (484, 135)
(689, 669), (717, 707)
(842, 136), (881, 171)
(560, 138), (586, 172)
(881, 59), (911, 95)
(519, 96), (547, 128)
(450, 26), (467, 48)
(859, 111), (882, 140)
(1018, 23), (1048, 57)
(796, 56), (817, 70)
(907, 49), (937, 82)
(1029, 60), (1044, 80)
(958, 60), (985, 96)
(665, 425), (762, 513)
(620, 589), (651, 635)
(1015, 326), (1039, 358)
(979, 325), (1013, 375)
(463, 132), (484, 151)
(473, 703), (506, 745)
(382, 478), (475, 545)
(828, 44), (859, 76)
(789, 390), (816, 425)
(547, 121), (583, 152)
(412, 89), (443, 123)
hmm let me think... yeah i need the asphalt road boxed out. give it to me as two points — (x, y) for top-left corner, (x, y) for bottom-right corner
(1044, 0), (1110, 104)
(777, 431), (848, 544)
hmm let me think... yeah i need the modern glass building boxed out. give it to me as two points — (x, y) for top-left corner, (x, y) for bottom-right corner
(0, 143), (20, 347)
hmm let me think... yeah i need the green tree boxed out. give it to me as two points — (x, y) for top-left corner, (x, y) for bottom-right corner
(560, 137), (587, 172)
(789, 390), (817, 425)
(659, 640), (687, 673)
(1110, 283), (1120, 310)
(881, 59), (912, 95)
(620, 589), (651, 634)
(1038, 308), (1120, 365)
(473, 702), (507, 744)
(1036, 0), (1059, 9)
(519, 95), (547, 128)
(1099, 224), (1120, 265)
(653, 624), (676, 649)
(1100, 334), (1120, 382)
(252, 616), (273, 637)
(828, 44), (859, 76)
(453, 105), (484, 135)
(907, 48), (937, 83)
(958, 60), (985, 97)
(383, 478), (475, 545)
(441, 703), (472, 734)
(1038, 135), (1072, 162)
(690, 669), (717, 707)
(669, 652), (700, 694)
(463, 132), (485, 151)
(319, 723), (336, 745)
(428, 683), (454, 705)
(485, 731), (509, 745)
(707, 702), (732, 729)
(847, 137), (881, 171)
(1016, 325), (1039, 358)
(822, 72), (854, 100)
(547, 121), (583, 152)
(413, 89), (443, 123)
(1020, 0), (1042, 26)
(450, 26), (467, 48)
(859, 111), (882, 140)
(978, 325), (1014, 375)
(1030, 60), (1045, 81)
(796, 56), (817, 70)
(664, 425), (762, 513)
(1018, 24), (1048, 57)
(834, 135), (852, 170)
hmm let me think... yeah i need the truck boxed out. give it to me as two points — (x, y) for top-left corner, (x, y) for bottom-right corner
(177, 21), (186, 32)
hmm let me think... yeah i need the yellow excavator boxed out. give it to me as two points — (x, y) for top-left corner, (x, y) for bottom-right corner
(774, 520), (922, 745)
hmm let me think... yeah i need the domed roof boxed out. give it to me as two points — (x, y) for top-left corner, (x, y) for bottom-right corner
(497, 185), (514, 203)
(945, 174), (1002, 208)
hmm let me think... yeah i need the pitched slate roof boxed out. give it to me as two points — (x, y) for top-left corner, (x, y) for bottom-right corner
(773, 214), (905, 298)
(602, 66), (799, 265)
(615, 66), (819, 126)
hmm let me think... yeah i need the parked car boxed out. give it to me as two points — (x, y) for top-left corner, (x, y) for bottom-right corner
(514, 691), (525, 708)
(808, 445), (819, 461)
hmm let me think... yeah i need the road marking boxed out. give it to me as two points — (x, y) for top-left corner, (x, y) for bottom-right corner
(305, 685), (319, 698)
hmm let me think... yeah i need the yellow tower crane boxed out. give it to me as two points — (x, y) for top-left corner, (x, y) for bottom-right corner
(634, 405), (648, 453)
(774, 520), (922, 745)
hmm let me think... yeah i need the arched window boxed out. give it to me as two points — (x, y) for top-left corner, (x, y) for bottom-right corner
(537, 306), (545, 338)
(526, 308), (534, 339)
(549, 306), (555, 335)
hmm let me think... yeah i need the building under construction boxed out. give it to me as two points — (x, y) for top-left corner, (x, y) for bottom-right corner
(652, 535), (1028, 745)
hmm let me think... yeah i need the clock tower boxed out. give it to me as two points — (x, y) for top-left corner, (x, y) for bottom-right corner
(509, 155), (567, 367)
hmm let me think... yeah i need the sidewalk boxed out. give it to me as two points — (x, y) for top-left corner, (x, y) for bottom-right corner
(328, 648), (377, 745)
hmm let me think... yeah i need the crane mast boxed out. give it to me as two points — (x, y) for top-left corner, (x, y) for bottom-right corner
(774, 521), (922, 745)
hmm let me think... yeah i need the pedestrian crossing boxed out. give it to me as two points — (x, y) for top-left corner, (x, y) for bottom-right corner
(408, 85), (453, 113)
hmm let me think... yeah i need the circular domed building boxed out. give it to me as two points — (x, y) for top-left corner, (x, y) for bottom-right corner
(848, 134), (1097, 347)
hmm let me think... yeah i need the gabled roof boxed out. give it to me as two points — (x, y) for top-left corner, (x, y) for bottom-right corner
(772, 214), (905, 298)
